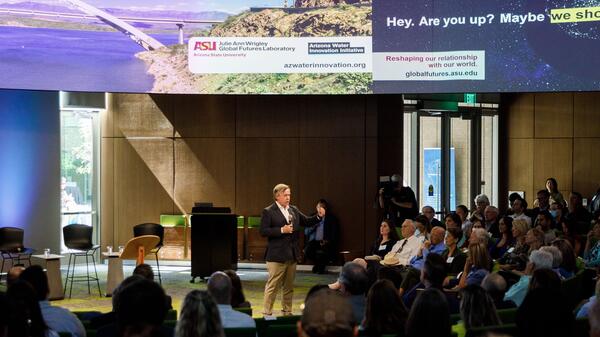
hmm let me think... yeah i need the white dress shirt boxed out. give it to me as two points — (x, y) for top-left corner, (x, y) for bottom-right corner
(276, 201), (291, 222)
(389, 234), (421, 266)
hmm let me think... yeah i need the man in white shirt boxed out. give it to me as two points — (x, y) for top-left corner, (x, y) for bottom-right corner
(207, 271), (256, 329)
(510, 198), (532, 227)
(386, 220), (421, 266)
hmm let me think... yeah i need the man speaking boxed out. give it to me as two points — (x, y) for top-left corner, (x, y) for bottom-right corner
(260, 183), (320, 316)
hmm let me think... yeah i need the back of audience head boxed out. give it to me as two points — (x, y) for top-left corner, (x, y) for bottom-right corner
(481, 273), (507, 303)
(468, 242), (490, 270)
(299, 288), (357, 337)
(364, 280), (408, 336)
(551, 239), (576, 273)
(133, 263), (154, 281)
(377, 266), (403, 289)
(207, 271), (232, 305)
(305, 284), (330, 303)
(6, 266), (25, 288)
(6, 280), (48, 337)
(528, 249), (553, 272)
(459, 284), (500, 329)
(529, 268), (561, 292)
(339, 262), (369, 296)
(177, 290), (224, 337)
(112, 275), (145, 311)
(18, 265), (48, 301)
(116, 277), (168, 337)
(539, 246), (562, 269)
(421, 253), (446, 288)
(223, 270), (247, 308)
(405, 288), (451, 337)
(470, 228), (489, 245)
(351, 258), (367, 270)
(516, 288), (573, 337)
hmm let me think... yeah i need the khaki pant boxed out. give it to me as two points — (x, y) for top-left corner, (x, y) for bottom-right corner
(263, 261), (296, 315)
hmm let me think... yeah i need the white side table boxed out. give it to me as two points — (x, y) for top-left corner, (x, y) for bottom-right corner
(102, 252), (123, 297)
(32, 254), (65, 301)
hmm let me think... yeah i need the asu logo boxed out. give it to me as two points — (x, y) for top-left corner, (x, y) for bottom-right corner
(194, 41), (216, 51)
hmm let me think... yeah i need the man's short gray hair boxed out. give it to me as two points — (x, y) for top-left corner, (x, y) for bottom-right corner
(474, 194), (490, 205)
(273, 183), (290, 199)
(529, 250), (554, 271)
(485, 206), (500, 215)
(540, 246), (562, 269)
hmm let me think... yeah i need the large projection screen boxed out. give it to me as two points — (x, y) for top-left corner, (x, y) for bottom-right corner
(0, 0), (598, 94)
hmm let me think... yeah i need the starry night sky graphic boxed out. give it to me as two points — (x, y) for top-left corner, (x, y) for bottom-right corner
(372, 0), (600, 93)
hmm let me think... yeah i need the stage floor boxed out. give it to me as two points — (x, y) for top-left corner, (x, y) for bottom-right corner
(2, 263), (339, 317)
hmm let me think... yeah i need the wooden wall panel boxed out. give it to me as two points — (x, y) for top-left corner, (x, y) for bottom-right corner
(114, 138), (175, 246)
(507, 139), (534, 202)
(172, 95), (236, 138)
(573, 138), (600, 198)
(507, 93), (534, 139)
(364, 138), (379, 251)
(112, 94), (174, 138)
(101, 138), (115, 247)
(235, 138), (299, 216)
(174, 138), (235, 213)
(298, 96), (365, 137)
(236, 96), (301, 138)
(297, 138), (366, 256)
(534, 93), (573, 138)
(533, 139), (573, 194)
(574, 93), (600, 138)
(103, 94), (116, 138)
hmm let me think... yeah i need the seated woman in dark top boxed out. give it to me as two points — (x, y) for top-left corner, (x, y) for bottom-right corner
(490, 216), (516, 260)
(441, 227), (467, 276)
(224, 270), (251, 308)
(369, 219), (399, 259)
(363, 279), (408, 337)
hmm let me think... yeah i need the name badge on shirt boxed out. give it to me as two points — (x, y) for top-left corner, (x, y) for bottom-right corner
(379, 244), (387, 251)
(446, 256), (454, 263)
(507, 247), (515, 253)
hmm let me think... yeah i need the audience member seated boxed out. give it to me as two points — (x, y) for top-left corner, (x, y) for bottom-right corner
(497, 219), (531, 271)
(528, 268), (561, 292)
(551, 239), (577, 279)
(469, 228), (489, 247)
(551, 200), (567, 229)
(367, 220), (399, 259)
(481, 272), (516, 310)
(577, 278), (600, 319)
(223, 270), (251, 308)
(381, 220), (421, 267)
(6, 280), (59, 337)
(504, 249), (553, 306)
(445, 213), (466, 248)
(405, 288), (451, 337)
(516, 288), (574, 337)
(567, 192), (592, 234)
(362, 280), (408, 337)
(6, 265), (25, 288)
(452, 285), (501, 337)
(441, 227), (467, 275)
(455, 205), (471, 233)
(489, 216), (515, 259)
(484, 206), (501, 238)
(403, 253), (459, 313)
(114, 277), (171, 337)
(176, 290), (224, 337)
(90, 275), (144, 330)
(472, 194), (490, 222)
(457, 243), (491, 289)
(338, 262), (369, 324)
(535, 211), (557, 245)
(421, 206), (443, 228)
(413, 215), (430, 241)
(531, 189), (551, 219)
(376, 266), (403, 290)
(545, 177), (567, 207)
(207, 271), (255, 329)
(304, 199), (339, 274)
(584, 223), (600, 267)
(539, 246), (563, 278)
(298, 288), (357, 337)
(329, 258), (367, 291)
(19, 265), (85, 337)
(133, 263), (173, 310)
(510, 197), (532, 227)
(399, 226), (446, 294)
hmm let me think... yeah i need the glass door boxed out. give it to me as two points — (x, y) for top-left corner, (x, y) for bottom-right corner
(60, 109), (100, 252)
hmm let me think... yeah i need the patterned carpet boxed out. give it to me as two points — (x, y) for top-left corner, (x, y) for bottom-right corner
(1, 263), (338, 318)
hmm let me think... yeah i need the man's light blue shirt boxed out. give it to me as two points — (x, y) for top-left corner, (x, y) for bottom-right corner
(217, 304), (256, 329)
